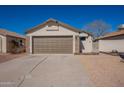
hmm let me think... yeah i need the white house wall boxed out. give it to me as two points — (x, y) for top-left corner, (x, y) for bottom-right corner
(86, 36), (93, 52)
(79, 33), (93, 53)
(99, 39), (124, 52)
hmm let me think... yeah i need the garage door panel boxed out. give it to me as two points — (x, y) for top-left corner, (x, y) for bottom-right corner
(33, 36), (73, 54)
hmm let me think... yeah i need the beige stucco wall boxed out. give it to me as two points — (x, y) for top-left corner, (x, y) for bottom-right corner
(80, 33), (93, 53)
(75, 35), (80, 54)
(27, 25), (79, 36)
(27, 24), (80, 54)
(99, 39), (124, 52)
(26, 36), (30, 53)
(0, 35), (7, 53)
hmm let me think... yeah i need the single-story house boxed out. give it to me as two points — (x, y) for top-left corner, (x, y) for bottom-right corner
(26, 18), (93, 54)
(96, 25), (124, 53)
(0, 29), (25, 53)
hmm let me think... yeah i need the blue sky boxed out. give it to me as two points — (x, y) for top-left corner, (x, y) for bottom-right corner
(0, 5), (124, 35)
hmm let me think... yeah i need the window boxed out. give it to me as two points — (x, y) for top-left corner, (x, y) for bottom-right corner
(80, 37), (86, 41)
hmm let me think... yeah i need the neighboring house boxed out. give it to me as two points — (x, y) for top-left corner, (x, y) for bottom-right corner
(0, 29), (25, 53)
(26, 18), (93, 54)
(96, 25), (124, 53)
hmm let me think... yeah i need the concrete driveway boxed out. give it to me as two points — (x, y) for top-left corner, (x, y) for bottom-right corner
(0, 54), (92, 87)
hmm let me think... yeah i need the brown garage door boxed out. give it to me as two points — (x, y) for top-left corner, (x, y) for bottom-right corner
(32, 36), (73, 54)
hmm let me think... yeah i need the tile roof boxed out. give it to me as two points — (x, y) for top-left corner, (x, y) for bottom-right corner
(98, 29), (124, 39)
(0, 29), (25, 39)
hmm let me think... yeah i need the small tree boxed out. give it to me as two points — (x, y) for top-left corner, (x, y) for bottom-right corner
(84, 20), (111, 38)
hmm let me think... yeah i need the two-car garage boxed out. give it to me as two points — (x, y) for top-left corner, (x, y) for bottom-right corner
(32, 36), (73, 54)
(26, 18), (92, 54)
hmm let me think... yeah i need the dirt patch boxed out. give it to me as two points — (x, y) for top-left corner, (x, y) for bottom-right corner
(0, 53), (26, 64)
(79, 54), (124, 87)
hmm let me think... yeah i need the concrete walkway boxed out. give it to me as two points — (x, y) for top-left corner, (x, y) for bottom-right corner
(0, 54), (92, 87)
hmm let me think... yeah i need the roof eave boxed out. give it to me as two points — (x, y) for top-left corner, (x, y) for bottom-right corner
(26, 18), (91, 35)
